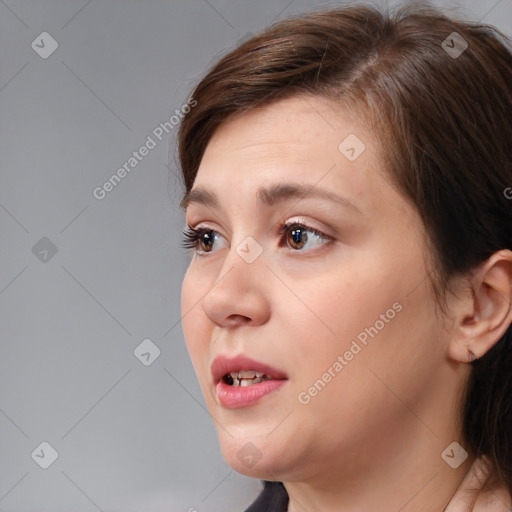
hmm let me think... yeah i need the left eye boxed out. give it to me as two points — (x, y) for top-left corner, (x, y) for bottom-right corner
(181, 220), (332, 255)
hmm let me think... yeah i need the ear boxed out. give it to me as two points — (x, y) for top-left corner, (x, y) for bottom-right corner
(447, 249), (512, 363)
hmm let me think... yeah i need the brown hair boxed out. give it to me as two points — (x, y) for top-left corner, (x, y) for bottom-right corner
(176, 1), (512, 498)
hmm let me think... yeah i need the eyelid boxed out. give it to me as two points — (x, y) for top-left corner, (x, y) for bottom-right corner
(188, 216), (330, 235)
(280, 217), (330, 235)
(184, 217), (333, 256)
(187, 218), (329, 240)
(278, 217), (333, 249)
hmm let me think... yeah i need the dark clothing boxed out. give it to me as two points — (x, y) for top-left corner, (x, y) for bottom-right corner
(244, 481), (289, 512)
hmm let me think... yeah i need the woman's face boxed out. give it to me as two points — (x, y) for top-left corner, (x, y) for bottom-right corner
(181, 94), (459, 483)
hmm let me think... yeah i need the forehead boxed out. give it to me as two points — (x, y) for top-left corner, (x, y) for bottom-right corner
(205, 94), (362, 158)
(191, 95), (376, 208)
(184, 94), (428, 258)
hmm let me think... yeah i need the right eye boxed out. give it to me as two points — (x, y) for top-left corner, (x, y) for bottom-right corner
(181, 225), (227, 255)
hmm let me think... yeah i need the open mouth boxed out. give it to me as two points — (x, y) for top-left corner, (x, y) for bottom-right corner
(222, 370), (275, 387)
(212, 356), (288, 408)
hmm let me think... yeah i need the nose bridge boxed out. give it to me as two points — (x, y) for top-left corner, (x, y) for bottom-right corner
(218, 209), (267, 271)
(200, 229), (270, 327)
(232, 233), (265, 266)
(215, 230), (266, 290)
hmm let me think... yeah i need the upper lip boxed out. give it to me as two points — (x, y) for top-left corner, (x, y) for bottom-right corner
(211, 355), (288, 384)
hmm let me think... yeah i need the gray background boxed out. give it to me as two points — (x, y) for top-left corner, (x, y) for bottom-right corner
(0, 0), (510, 511)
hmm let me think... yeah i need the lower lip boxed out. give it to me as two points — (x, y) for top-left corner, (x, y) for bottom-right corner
(216, 379), (287, 408)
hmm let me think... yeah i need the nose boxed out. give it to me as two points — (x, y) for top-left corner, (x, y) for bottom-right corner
(201, 240), (271, 328)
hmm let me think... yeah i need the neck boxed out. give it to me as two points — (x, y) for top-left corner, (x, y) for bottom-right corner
(285, 444), (473, 512)
(284, 367), (474, 512)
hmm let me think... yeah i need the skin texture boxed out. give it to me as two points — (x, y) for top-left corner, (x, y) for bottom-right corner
(180, 94), (512, 512)
(447, 456), (512, 511)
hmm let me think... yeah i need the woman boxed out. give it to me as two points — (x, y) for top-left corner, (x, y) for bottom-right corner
(177, 3), (512, 511)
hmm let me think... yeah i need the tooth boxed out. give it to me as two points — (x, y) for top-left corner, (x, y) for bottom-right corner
(240, 379), (251, 387)
(232, 377), (240, 386)
(230, 372), (238, 378)
(255, 372), (264, 378)
(239, 370), (256, 378)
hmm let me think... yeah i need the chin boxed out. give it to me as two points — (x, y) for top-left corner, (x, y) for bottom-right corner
(218, 435), (292, 480)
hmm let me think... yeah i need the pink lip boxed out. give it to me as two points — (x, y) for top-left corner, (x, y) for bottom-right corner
(211, 355), (288, 409)
(216, 379), (287, 408)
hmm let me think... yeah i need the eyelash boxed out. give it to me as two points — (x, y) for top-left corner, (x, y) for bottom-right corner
(181, 219), (331, 255)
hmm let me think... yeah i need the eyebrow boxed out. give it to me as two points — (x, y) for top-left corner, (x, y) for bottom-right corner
(180, 183), (361, 213)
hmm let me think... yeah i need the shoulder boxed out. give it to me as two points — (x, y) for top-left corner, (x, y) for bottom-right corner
(243, 480), (289, 512)
(445, 456), (512, 512)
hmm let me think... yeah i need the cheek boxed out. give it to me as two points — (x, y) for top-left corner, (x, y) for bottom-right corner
(275, 271), (382, 405)
(286, 264), (396, 356)
(286, 255), (434, 405)
(181, 268), (209, 370)
(180, 264), (195, 320)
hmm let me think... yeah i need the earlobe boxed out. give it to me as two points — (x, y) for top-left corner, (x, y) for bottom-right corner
(447, 250), (512, 364)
